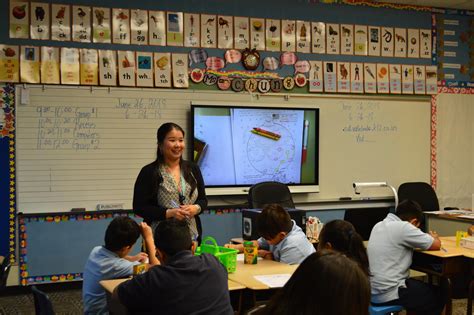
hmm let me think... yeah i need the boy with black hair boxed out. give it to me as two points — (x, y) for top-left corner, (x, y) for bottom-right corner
(227, 204), (315, 264)
(83, 216), (158, 315)
(114, 219), (233, 315)
(368, 200), (446, 315)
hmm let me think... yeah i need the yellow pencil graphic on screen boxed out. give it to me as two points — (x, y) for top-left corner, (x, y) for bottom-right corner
(251, 127), (281, 140)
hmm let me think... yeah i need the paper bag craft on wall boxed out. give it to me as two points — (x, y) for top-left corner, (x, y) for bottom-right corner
(368, 26), (380, 56)
(93, 7), (111, 43)
(296, 20), (311, 53)
(234, 16), (249, 50)
(350, 63), (363, 93)
(364, 63), (377, 94)
(118, 50), (136, 86)
(80, 49), (98, 85)
(414, 65), (426, 94)
(51, 4), (71, 41)
(136, 51), (153, 87)
(112, 8), (131, 44)
(30, 2), (50, 40)
(0, 45), (19, 82)
(40, 46), (60, 84)
(20, 46), (40, 83)
(201, 14), (217, 48)
(10, 1), (29, 39)
(131, 9), (148, 45)
(184, 13), (200, 48)
(281, 20), (296, 52)
(98, 50), (117, 86)
(354, 25), (367, 56)
(419, 29), (431, 59)
(323, 61), (336, 92)
(154, 52), (171, 88)
(218, 15), (234, 49)
(266, 19), (281, 52)
(340, 24), (354, 55)
(61, 47), (80, 85)
(326, 24), (340, 55)
(337, 62), (350, 93)
(381, 27), (394, 57)
(149, 11), (166, 46)
(250, 18), (265, 50)
(389, 64), (402, 94)
(394, 28), (407, 58)
(72, 6), (91, 43)
(167, 12), (184, 47)
(376, 64), (389, 93)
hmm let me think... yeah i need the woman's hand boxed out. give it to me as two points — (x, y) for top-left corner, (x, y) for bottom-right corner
(166, 208), (190, 220)
(179, 204), (199, 217)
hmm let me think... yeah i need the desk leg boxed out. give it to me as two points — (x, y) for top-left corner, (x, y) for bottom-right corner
(443, 276), (452, 315)
(468, 279), (473, 315)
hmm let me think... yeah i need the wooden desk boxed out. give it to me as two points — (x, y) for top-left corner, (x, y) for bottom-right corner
(411, 236), (474, 315)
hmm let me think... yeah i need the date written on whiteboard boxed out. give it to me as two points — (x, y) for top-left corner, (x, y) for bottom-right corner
(117, 98), (166, 119)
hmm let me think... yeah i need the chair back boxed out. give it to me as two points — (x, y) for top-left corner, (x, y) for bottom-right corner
(0, 255), (11, 291)
(31, 285), (55, 315)
(369, 304), (403, 315)
(248, 181), (295, 209)
(398, 182), (439, 211)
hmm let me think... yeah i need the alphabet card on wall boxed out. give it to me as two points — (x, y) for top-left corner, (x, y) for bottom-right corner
(337, 62), (350, 93)
(311, 22), (325, 54)
(308, 60), (323, 92)
(112, 8), (130, 44)
(201, 14), (217, 48)
(98, 50), (117, 86)
(184, 13), (200, 48)
(381, 27), (393, 57)
(326, 24), (340, 54)
(130, 9), (148, 45)
(80, 49), (98, 86)
(30, 2), (50, 40)
(167, 12), (183, 47)
(172, 53), (189, 88)
(354, 25), (367, 56)
(217, 15), (233, 49)
(296, 20), (311, 53)
(323, 61), (336, 92)
(0, 45), (19, 82)
(414, 65), (426, 94)
(234, 16), (249, 50)
(419, 29), (431, 59)
(92, 7), (111, 43)
(407, 28), (419, 58)
(376, 64), (389, 93)
(389, 64), (402, 94)
(340, 24), (354, 55)
(281, 20), (296, 52)
(72, 6), (91, 43)
(40, 47), (60, 84)
(20, 46), (40, 83)
(368, 26), (380, 56)
(118, 50), (136, 86)
(394, 28), (407, 58)
(425, 65), (437, 94)
(154, 52), (171, 87)
(149, 11), (166, 46)
(60, 47), (80, 85)
(136, 52), (153, 87)
(51, 4), (71, 41)
(265, 19), (281, 52)
(10, 1), (29, 39)
(364, 63), (376, 93)
(402, 65), (413, 94)
(250, 18), (265, 50)
(350, 62), (363, 93)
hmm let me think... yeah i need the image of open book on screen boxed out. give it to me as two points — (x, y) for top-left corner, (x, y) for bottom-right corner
(192, 105), (319, 194)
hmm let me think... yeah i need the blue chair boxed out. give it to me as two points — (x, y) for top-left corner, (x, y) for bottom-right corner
(369, 304), (403, 315)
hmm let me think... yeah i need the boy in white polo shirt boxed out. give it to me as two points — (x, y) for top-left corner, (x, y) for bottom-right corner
(367, 200), (446, 315)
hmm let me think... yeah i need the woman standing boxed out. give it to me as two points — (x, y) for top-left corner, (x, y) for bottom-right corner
(133, 122), (207, 242)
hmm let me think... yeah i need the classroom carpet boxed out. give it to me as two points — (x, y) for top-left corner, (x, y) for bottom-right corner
(0, 284), (471, 314)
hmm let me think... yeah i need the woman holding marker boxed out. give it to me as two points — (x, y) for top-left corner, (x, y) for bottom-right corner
(133, 122), (207, 243)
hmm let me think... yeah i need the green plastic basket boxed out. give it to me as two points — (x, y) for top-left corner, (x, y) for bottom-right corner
(195, 236), (238, 273)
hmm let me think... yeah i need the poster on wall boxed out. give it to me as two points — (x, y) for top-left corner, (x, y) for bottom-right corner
(10, 1), (30, 39)
(281, 20), (296, 52)
(311, 22), (325, 54)
(72, 5), (91, 43)
(402, 65), (414, 94)
(200, 14), (217, 48)
(354, 25), (367, 56)
(350, 63), (363, 93)
(118, 50), (136, 86)
(0, 45), (19, 82)
(376, 64), (389, 93)
(136, 52), (153, 87)
(265, 19), (281, 52)
(308, 60), (323, 92)
(389, 64), (402, 94)
(337, 62), (350, 93)
(98, 50), (117, 86)
(167, 12), (184, 46)
(20, 46), (40, 83)
(368, 26), (380, 56)
(381, 27), (394, 57)
(149, 11), (166, 46)
(425, 65), (437, 94)
(80, 49), (98, 85)
(323, 61), (336, 92)
(30, 2), (50, 40)
(92, 7), (111, 43)
(234, 16), (249, 50)
(250, 18), (265, 50)
(184, 13), (200, 48)
(414, 65), (426, 94)
(407, 29), (419, 58)
(41, 46), (60, 84)
(394, 28), (407, 58)
(51, 4), (71, 41)
(419, 29), (431, 59)
(364, 63), (376, 93)
(296, 20), (310, 53)
(154, 52), (171, 87)
(326, 23), (340, 54)
(340, 24), (354, 55)
(130, 9), (148, 45)
(112, 8), (131, 44)
(172, 53), (188, 88)
(218, 15), (234, 49)
(60, 47), (80, 85)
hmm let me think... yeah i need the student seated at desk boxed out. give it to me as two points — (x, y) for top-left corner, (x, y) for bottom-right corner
(368, 200), (446, 315)
(318, 220), (370, 276)
(260, 250), (370, 315)
(113, 219), (233, 315)
(83, 216), (159, 315)
(226, 204), (315, 265)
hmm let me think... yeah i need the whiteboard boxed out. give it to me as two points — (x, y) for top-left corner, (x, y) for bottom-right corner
(15, 85), (431, 213)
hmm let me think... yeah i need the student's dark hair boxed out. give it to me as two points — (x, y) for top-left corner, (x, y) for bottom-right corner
(154, 122), (197, 197)
(262, 250), (370, 315)
(104, 216), (140, 252)
(154, 219), (192, 256)
(396, 200), (423, 222)
(256, 204), (292, 240)
(318, 220), (370, 276)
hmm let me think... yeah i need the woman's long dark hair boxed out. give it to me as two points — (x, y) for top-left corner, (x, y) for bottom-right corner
(155, 122), (197, 196)
(318, 220), (370, 276)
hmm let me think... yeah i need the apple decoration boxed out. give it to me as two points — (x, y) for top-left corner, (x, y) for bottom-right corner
(190, 68), (204, 83)
(3, 48), (16, 57)
(12, 5), (27, 19)
(294, 73), (307, 87)
(241, 48), (260, 71)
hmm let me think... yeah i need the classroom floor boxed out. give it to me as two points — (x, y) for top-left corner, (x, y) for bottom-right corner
(0, 283), (470, 314)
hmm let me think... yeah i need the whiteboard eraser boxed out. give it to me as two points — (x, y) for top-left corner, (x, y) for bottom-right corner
(96, 203), (124, 210)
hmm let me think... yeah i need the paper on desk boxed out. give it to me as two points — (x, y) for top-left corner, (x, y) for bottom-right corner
(457, 214), (474, 219)
(424, 210), (473, 215)
(254, 274), (291, 288)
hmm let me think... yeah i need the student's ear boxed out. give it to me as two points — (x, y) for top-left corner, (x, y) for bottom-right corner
(317, 242), (332, 251)
(409, 218), (420, 228)
(155, 248), (165, 263)
(191, 241), (197, 255)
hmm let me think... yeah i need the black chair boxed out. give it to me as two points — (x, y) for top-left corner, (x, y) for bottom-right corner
(248, 181), (295, 209)
(398, 182), (440, 211)
(344, 207), (390, 240)
(31, 285), (55, 315)
(0, 255), (11, 291)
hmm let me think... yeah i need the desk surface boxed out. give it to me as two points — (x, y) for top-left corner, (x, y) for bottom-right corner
(228, 259), (298, 290)
(419, 236), (474, 258)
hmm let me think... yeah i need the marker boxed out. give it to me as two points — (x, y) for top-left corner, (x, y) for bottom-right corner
(302, 120), (309, 163)
(251, 127), (281, 140)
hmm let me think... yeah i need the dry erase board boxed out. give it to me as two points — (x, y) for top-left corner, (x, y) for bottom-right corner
(15, 85), (430, 213)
